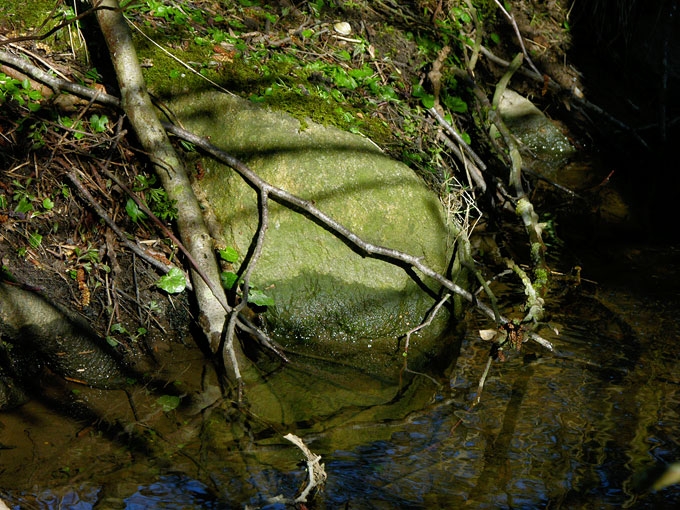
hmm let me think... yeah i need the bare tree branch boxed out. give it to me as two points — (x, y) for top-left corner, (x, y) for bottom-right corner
(0, 29), (555, 356)
(94, 0), (247, 383)
(162, 122), (554, 352)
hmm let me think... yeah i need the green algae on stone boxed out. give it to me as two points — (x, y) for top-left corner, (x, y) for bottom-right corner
(169, 91), (456, 376)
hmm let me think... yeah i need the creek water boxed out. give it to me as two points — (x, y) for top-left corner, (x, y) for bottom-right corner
(1, 240), (679, 509)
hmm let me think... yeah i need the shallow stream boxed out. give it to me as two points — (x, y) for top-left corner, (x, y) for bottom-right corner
(1, 240), (679, 509)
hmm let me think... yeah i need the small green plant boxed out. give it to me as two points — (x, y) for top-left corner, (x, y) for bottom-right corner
(125, 198), (148, 223)
(218, 246), (239, 263)
(132, 173), (178, 221)
(27, 232), (43, 249)
(58, 116), (86, 139)
(156, 267), (186, 294)
(156, 394), (180, 412)
(12, 178), (36, 214)
(42, 197), (55, 211)
(218, 246), (275, 307)
(72, 244), (103, 271)
(83, 68), (103, 83)
(89, 114), (109, 133)
(412, 83), (435, 108)
(0, 74), (42, 111)
(107, 323), (148, 346)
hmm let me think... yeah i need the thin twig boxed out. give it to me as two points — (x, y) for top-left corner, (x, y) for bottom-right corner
(402, 293), (451, 356)
(65, 170), (187, 283)
(429, 107), (487, 172)
(492, 0), (541, 77)
(429, 107), (487, 192)
(400, 293), (450, 387)
(475, 355), (493, 405)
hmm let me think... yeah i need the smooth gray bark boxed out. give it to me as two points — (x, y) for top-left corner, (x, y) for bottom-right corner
(94, 0), (246, 381)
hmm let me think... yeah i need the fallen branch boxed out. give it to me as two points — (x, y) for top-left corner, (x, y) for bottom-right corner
(400, 293), (450, 387)
(0, 30), (555, 353)
(94, 0), (247, 385)
(283, 433), (326, 503)
(162, 121), (554, 351)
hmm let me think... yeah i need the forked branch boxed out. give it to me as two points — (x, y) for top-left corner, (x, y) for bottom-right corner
(162, 122), (554, 352)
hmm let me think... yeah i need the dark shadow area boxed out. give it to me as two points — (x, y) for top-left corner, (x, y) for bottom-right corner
(568, 0), (680, 241)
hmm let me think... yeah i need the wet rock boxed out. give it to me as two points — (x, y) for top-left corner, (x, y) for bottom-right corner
(0, 282), (127, 402)
(0, 368), (30, 410)
(495, 89), (576, 174)
(169, 91), (455, 376)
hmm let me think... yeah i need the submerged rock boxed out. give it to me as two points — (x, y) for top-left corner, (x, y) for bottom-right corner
(170, 91), (456, 376)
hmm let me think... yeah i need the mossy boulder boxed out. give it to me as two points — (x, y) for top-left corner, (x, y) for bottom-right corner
(170, 91), (455, 376)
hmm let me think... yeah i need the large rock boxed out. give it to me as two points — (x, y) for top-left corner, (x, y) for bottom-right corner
(170, 91), (455, 375)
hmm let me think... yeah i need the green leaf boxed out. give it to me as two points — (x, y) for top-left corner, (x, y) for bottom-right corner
(442, 94), (468, 113)
(348, 65), (374, 80)
(219, 246), (239, 263)
(377, 85), (398, 101)
(28, 232), (42, 249)
(330, 68), (357, 89)
(15, 196), (33, 214)
(42, 197), (54, 210)
(420, 94), (435, 109)
(411, 83), (429, 98)
(84, 68), (102, 82)
(336, 49), (352, 61)
(156, 267), (186, 294)
(157, 394), (180, 412)
(89, 114), (108, 133)
(125, 198), (148, 223)
(110, 323), (127, 334)
(247, 289), (275, 307)
(220, 271), (238, 289)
